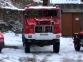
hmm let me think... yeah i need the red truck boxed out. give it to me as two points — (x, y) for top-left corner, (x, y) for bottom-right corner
(73, 29), (83, 51)
(22, 6), (61, 53)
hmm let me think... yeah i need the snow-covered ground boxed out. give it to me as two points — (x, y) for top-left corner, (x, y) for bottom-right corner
(0, 31), (82, 62)
(33, 0), (43, 3)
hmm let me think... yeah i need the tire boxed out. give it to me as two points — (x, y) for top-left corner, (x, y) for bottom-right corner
(0, 49), (2, 53)
(22, 35), (27, 46)
(25, 45), (30, 53)
(22, 35), (30, 53)
(24, 39), (30, 53)
(53, 40), (60, 53)
(74, 43), (80, 51)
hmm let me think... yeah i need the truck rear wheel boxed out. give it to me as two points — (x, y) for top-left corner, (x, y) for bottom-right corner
(25, 45), (30, 53)
(74, 43), (80, 51)
(53, 40), (60, 53)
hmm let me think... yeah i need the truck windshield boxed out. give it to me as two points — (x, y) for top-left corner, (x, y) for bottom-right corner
(27, 10), (58, 17)
(43, 10), (58, 16)
(28, 10), (42, 16)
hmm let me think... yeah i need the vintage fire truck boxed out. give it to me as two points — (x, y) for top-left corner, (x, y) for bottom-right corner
(73, 29), (83, 51)
(22, 5), (61, 53)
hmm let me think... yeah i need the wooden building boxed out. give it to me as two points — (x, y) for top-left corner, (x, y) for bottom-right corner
(43, 0), (83, 36)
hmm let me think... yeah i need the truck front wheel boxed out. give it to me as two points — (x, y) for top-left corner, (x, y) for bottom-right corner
(74, 43), (80, 51)
(25, 45), (30, 53)
(53, 40), (60, 53)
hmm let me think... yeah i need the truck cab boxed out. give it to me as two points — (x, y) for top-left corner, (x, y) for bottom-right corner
(22, 6), (61, 53)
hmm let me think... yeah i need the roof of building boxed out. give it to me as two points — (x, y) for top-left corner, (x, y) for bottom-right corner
(50, 0), (83, 4)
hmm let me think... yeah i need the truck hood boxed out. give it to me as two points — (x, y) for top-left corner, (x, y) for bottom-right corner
(27, 17), (60, 25)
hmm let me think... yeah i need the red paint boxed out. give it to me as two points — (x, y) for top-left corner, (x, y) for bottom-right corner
(0, 31), (4, 44)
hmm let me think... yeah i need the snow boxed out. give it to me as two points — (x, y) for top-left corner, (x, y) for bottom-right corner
(33, 0), (43, 3)
(0, 0), (43, 10)
(0, 31), (83, 62)
(50, 0), (83, 4)
(0, 0), (18, 9)
(28, 6), (59, 9)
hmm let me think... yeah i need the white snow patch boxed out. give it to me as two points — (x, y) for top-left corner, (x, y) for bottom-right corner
(0, 0), (18, 9)
(1, 31), (83, 62)
(33, 0), (43, 3)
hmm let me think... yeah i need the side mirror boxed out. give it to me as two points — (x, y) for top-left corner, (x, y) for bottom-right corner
(25, 14), (28, 18)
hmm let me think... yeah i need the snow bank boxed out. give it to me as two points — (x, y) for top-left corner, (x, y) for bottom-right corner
(0, 0), (18, 9)
(1, 31), (83, 62)
(33, 0), (43, 3)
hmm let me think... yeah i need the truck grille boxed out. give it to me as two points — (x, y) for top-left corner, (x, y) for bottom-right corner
(37, 21), (50, 25)
(45, 25), (53, 33)
(35, 26), (43, 33)
(35, 25), (53, 33)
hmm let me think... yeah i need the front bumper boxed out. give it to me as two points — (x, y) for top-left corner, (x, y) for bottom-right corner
(26, 39), (60, 46)
(24, 33), (61, 40)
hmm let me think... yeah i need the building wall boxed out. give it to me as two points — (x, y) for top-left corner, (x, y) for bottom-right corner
(43, 1), (83, 36)
(60, 4), (83, 36)
(59, 4), (83, 12)
(62, 13), (82, 36)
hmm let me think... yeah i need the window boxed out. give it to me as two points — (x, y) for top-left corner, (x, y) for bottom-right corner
(45, 26), (53, 33)
(43, 10), (58, 16)
(67, 4), (71, 9)
(73, 4), (76, 9)
(61, 4), (65, 9)
(79, 4), (82, 9)
(27, 10), (42, 16)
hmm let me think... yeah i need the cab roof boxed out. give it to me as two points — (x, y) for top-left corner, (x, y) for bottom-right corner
(25, 6), (60, 10)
